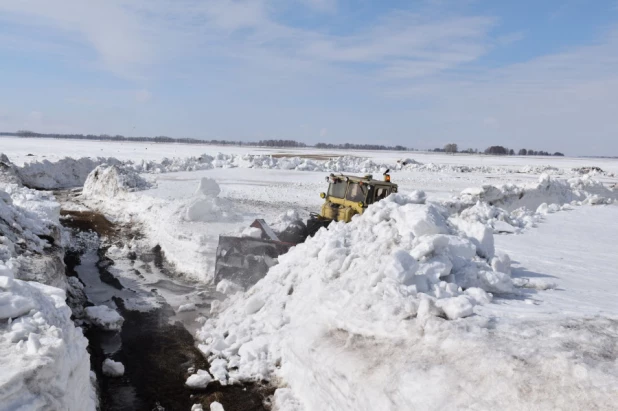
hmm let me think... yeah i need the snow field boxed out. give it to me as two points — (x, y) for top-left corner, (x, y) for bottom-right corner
(2, 142), (618, 410)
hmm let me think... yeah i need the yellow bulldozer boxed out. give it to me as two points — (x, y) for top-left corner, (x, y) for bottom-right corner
(214, 170), (398, 288)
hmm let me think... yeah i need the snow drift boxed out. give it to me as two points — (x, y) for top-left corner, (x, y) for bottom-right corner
(0, 184), (96, 410)
(196, 192), (517, 408)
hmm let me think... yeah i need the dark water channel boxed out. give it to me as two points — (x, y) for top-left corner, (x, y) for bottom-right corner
(60, 206), (271, 411)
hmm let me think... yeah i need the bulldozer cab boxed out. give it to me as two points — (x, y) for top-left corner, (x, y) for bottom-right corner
(320, 172), (398, 223)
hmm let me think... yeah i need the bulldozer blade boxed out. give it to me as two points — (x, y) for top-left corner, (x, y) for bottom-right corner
(214, 236), (294, 289)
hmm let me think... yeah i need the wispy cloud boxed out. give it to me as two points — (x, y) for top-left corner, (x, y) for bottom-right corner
(0, 0), (497, 82)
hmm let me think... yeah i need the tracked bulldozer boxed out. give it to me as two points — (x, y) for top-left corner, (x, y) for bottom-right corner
(214, 170), (398, 288)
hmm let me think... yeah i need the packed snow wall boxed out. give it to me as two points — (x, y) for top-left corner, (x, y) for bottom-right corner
(0, 159), (97, 410)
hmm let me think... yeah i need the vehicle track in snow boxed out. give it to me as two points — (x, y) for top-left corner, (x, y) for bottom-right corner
(57, 190), (273, 411)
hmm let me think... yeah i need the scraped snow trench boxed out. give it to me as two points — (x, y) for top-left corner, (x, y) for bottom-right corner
(59, 195), (270, 411)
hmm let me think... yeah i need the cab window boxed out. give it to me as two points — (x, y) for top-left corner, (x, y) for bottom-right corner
(375, 187), (389, 202)
(327, 181), (347, 198)
(346, 182), (366, 202)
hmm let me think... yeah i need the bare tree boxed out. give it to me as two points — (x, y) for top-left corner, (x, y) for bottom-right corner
(444, 143), (458, 154)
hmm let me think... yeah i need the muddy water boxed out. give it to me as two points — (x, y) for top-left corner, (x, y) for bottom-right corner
(60, 205), (271, 411)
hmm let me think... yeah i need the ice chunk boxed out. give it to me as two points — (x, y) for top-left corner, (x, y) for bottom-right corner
(244, 296), (265, 314)
(186, 370), (213, 389)
(102, 359), (125, 377)
(85, 305), (124, 331)
(464, 287), (493, 305)
(210, 402), (225, 411)
(436, 296), (475, 320)
(416, 297), (444, 319)
(195, 177), (221, 197)
(178, 303), (197, 313)
(491, 252), (511, 275)
(492, 220), (516, 233)
(210, 358), (229, 384)
(384, 250), (418, 285)
(453, 219), (495, 259)
(216, 279), (243, 295)
(403, 205), (449, 237)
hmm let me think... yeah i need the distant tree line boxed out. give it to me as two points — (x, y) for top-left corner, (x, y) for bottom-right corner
(314, 143), (411, 151)
(485, 146), (564, 156)
(434, 143), (564, 157)
(2, 131), (416, 150)
(2, 131), (566, 155)
(2, 130), (309, 148)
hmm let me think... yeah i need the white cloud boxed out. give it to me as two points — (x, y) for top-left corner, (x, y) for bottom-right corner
(135, 89), (152, 103)
(320, 128), (327, 137)
(0, 1), (496, 82)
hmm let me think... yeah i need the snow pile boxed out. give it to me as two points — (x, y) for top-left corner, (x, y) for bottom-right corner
(17, 156), (122, 189)
(0, 262), (96, 410)
(185, 178), (239, 222)
(451, 174), (617, 234)
(196, 193), (516, 407)
(518, 165), (562, 175)
(572, 166), (616, 177)
(85, 305), (124, 331)
(82, 165), (153, 198)
(458, 174), (615, 211)
(102, 359), (125, 377)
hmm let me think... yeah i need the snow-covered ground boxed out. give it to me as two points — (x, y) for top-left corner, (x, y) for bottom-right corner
(1, 137), (618, 410)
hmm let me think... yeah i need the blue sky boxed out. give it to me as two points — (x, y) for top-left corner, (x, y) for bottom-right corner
(1, 0), (617, 155)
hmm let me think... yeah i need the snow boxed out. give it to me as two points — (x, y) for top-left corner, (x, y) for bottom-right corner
(0, 266), (96, 411)
(102, 359), (125, 377)
(185, 369), (214, 389)
(2, 139), (618, 410)
(82, 164), (152, 197)
(0, 164), (96, 410)
(210, 401), (225, 411)
(216, 279), (243, 295)
(178, 303), (197, 312)
(195, 193), (519, 406)
(84, 305), (124, 331)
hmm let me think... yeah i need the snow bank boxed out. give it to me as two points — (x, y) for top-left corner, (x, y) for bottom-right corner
(11, 150), (609, 191)
(196, 193), (515, 408)
(17, 156), (122, 189)
(0, 263), (96, 410)
(82, 165), (152, 198)
(451, 174), (617, 234)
